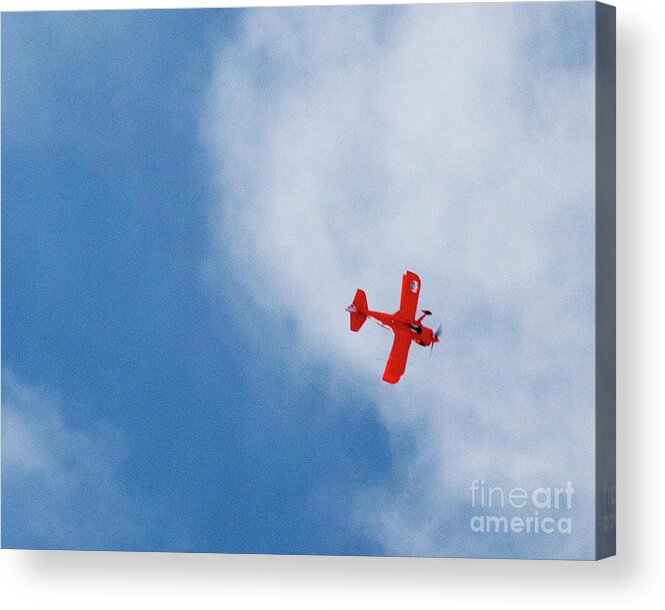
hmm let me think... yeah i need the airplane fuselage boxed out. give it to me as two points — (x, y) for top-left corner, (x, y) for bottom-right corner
(366, 310), (439, 347)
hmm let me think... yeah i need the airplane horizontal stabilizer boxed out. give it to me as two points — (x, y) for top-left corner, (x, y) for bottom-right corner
(347, 289), (368, 332)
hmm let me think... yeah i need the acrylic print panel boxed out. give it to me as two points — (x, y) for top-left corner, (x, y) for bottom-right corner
(1, 2), (614, 559)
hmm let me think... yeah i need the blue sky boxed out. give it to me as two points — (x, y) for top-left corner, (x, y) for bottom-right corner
(3, 4), (597, 558)
(2, 9), (392, 554)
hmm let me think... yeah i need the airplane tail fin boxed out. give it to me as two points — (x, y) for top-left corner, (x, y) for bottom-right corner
(346, 289), (368, 332)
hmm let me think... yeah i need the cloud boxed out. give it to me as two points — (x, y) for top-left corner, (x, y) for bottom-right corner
(1, 369), (184, 550)
(203, 3), (597, 558)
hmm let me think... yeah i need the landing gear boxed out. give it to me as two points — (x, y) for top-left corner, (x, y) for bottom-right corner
(416, 310), (432, 324)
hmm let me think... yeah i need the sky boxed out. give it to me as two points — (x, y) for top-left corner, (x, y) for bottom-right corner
(2, 3), (597, 558)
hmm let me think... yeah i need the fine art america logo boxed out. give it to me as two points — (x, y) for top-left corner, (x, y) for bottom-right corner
(470, 480), (575, 535)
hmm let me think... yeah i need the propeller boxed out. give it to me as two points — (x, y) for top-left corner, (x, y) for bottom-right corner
(430, 324), (443, 357)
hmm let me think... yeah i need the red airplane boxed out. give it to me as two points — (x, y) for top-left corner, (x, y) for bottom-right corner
(346, 271), (442, 384)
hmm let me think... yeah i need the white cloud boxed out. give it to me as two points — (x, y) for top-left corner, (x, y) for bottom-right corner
(203, 4), (597, 558)
(1, 370), (178, 550)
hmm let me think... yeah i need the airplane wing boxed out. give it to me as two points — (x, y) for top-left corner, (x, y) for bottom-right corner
(396, 270), (421, 320)
(382, 330), (412, 384)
